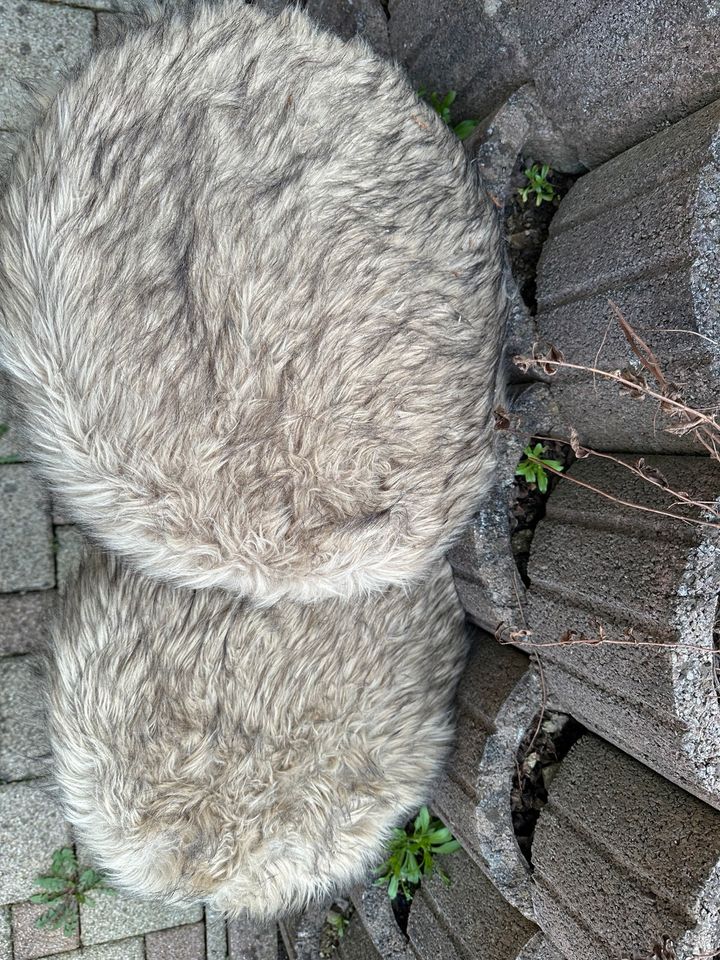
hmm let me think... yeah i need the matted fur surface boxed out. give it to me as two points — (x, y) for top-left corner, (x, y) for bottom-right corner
(48, 552), (467, 918)
(0, 1), (506, 602)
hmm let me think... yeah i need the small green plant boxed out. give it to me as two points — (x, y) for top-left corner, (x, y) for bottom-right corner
(31, 847), (114, 938)
(374, 806), (460, 902)
(418, 87), (478, 141)
(519, 163), (557, 206)
(515, 443), (564, 494)
(326, 908), (349, 940)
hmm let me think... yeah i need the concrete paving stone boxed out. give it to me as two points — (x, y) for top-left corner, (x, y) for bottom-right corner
(407, 847), (538, 960)
(81, 893), (202, 946)
(55, 526), (88, 593)
(305, 0), (389, 56)
(0, 590), (53, 656)
(525, 454), (720, 811)
(61, 938), (145, 959)
(535, 98), (720, 452)
(227, 918), (277, 959)
(278, 902), (331, 960)
(0, 464), (54, 592)
(0, 653), (49, 781)
(12, 900), (79, 959)
(205, 910), (227, 960)
(350, 883), (414, 959)
(388, 0), (529, 124)
(145, 921), (206, 960)
(0, 907), (10, 960)
(0, 1), (95, 132)
(515, 934), (563, 960)
(532, 734), (720, 960)
(0, 781), (71, 905)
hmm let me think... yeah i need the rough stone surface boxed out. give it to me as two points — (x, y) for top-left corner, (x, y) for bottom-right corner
(0, 465), (54, 592)
(407, 847), (537, 960)
(515, 935), (563, 960)
(0, 1), (95, 132)
(305, 0), (390, 56)
(0, 654), (49, 781)
(279, 902), (331, 960)
(0, 781), (71, 905)
(205, 910), (228, 960)
(533, 735), (720, 960)
(226, 918), (277, 959)
(0, 591), (53, 656)
(11, 900), (79, 959)
(535, 99), (720, 452)
(526, 454), (720, 810)
(145, 921), (206, 960)
(432, 630), (535, 918)
(0, 908), (10, 960)
(55, 526), (88, 593)
(64, 939), (145, 960)
(350, 884), (412, 959)
(80, 896), (202, 946)
(336, 911), (382, 960)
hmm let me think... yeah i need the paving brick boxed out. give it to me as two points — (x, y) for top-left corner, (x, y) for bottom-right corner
(532, 735), (720, 960)
(0, 653), (49, 781)
(535, 98), (720, 452)
(227, 918), (277, 959)
(336, 912), (382, 960)
(205, 910), (227, 960)
(278, 902), (330, 960)
(350, 884), (412, 959)
(0, 590), (53, 656)
(80, 894), (202, 946)
(0, 464), (54, 592)
(407, 847), (538, 960)
(0, 907), (10, 960)
(0, 1), (95, 132)
(55, 526), (88, 593)
(526, 454), (720, 811)
(431, 630), (536, 918)
(305, 0), (389, 56)
(515, 935), (563, 960)
(145, 921), (206, 960)
(0, 781), (71, 905)
(62, 938), (145, 960)
(11, 900), (79, 959)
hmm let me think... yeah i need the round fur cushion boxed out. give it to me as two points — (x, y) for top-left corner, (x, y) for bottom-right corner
(0, 1), (506, 601)
(47, 552), (467, 918)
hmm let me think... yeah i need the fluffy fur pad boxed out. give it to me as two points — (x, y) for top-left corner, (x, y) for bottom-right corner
(0, 1), (506, 602)
(47, 552), (468, 919)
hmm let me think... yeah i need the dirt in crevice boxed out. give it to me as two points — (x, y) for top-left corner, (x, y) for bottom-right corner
(511, 710), (584, 866)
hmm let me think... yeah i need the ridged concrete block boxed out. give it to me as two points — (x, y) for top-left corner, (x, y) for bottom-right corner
(350, 883), (413, 959)
(305, 0), (390, 56)
(534, 99), (720, 453)
(533, 735), (720, 960)
(0, 465), (54, 592)
(432, 631), (536, 918)
(407, 848), (537, 960)
(279, 901), (331, 960)
(227, 918), (278, 959)
(526, 454), (720, 809)
(0, 590), (53, 656)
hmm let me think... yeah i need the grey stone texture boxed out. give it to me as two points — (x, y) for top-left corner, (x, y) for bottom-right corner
(145, 921), (206, 960)
(431, 630), (536, 918)
(55, 526), (88, 593)
(0, 781), (71, 905)
(0, 465), (54, 592)
(0, 654), (49, 781)
(526, 454), (720, 811)
(205, 910), (228, 960)
(0, 908), (10, 960)
(534, 98), (720, 453)
(336, 912), (382, 960)
(350, 884), (413, 959)
(279, 902), (332, 960)
(407, 847), (537, 960)
(0, 590), (53, 656)
(305, 0), (390, 56)
(515, 935), (563, 960)
(0, 0), (95, 132)
(80, 895), (202, 946)
(533, 735), (720, 960)
(11, 900), (79, 959)
(63, 939), (145, 960)
(226, 917), (277, 959)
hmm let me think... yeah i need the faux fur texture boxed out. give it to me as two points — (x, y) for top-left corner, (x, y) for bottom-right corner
(0, 1), (506, 602)
(47, 552), (467, 919)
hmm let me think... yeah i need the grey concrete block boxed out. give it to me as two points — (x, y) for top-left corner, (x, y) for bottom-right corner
(11, 900), (79, 959)
(0, 781), (71, 905)
(227, 918), (277, 959)
(145, 921), (206, 960)
(0, 590), (53, 656)
(532, 735), (720, 960)
(407, 847), (537, 960)
(515, 934), (563, 960)
(526, 454), (720, 810)
(0, 1), (95, 132)
(432, 631), (536, 918)
(350, 883), (413, 959)
(305, 0), (389, 57)
(0, 465), (54, 592)
(0, 654), (49, 781)
(279, 902), (331, 960)
(62, 938), (145, 960)
(528, 0), (720, 169)
(388, 0), (529, 125)
(80, 895), (202, 946)
(0, 907), (10, 960)
(336, 912), (381, 960)
(55, 526), (88, 593)
(534, 99), (720, 452)
(205, 910), (228, 960)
